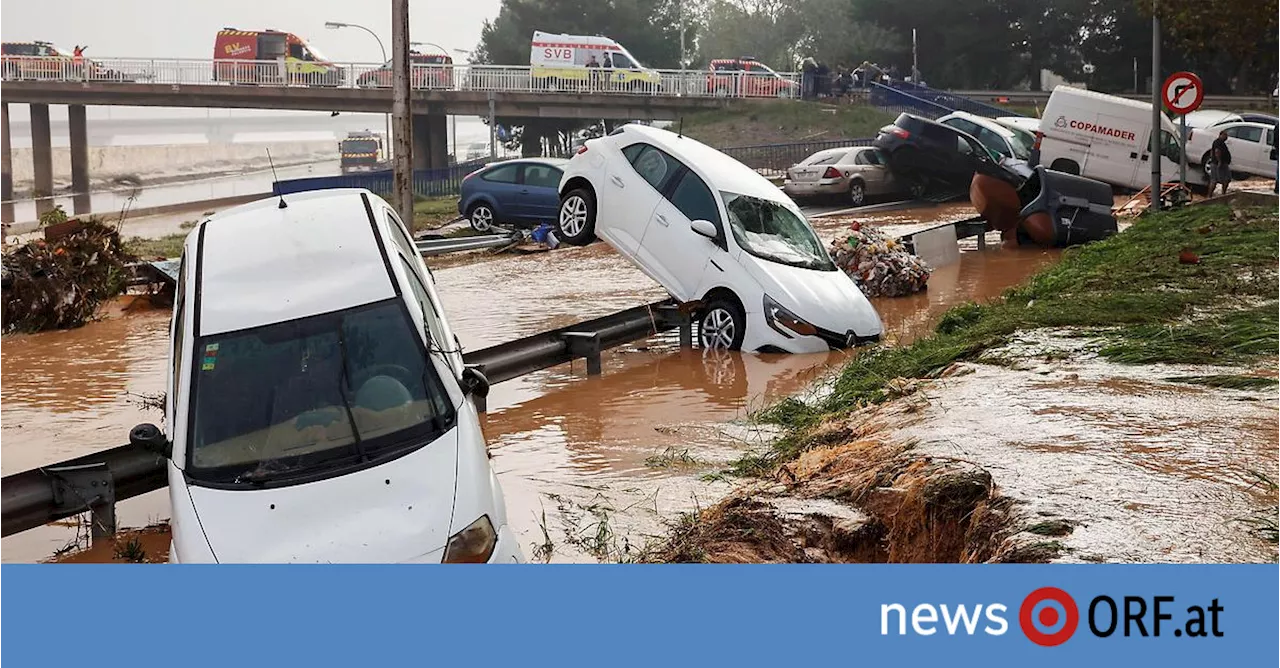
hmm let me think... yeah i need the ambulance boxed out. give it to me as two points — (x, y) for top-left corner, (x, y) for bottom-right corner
(212, 28), (343, 86)
(529, 31), (661, 92)
(1037, 86), (1202, 190)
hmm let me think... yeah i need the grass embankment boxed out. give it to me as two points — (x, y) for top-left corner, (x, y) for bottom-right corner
(680, 100), (895, 147)
(649, 201), (1278, 563)
(744, 203), (1278, 474)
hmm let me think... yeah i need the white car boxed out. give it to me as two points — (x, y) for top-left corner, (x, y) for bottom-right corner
(129, 188), (522, 563)
(1186, 122), (1279, 179)
(996, 116), (1041, 135)
(1182, 109), (1243, 130)
(554, 124), (883, 354)
(937, 110), (1036, 176)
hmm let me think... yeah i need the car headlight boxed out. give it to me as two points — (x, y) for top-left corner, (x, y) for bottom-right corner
(763, 294), (818, 338)
(442, 515), (497, 563)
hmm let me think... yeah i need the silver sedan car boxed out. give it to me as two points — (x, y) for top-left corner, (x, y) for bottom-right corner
(782, 146), (920, 206)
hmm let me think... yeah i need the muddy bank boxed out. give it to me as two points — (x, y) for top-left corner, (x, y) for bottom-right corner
(649, 197), (1279, 563)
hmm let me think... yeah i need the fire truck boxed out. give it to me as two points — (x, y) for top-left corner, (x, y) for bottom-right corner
(355, 50), (454, 89)
(212, 28), (343, 86)
(339, 131), (386, 174)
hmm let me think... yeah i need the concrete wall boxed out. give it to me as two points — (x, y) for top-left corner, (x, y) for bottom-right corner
(8, 140), (335, 186)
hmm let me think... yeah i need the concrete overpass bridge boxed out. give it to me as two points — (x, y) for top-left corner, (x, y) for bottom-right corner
(2, 58), (771, 220)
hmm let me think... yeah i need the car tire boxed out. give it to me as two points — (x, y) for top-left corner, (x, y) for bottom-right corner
(467, 203), (495, 232)
(849, 179), (867, 206)
(697, 296), (746, 351)
(908, 177), (928, 199)
(557, 188), (597, 246)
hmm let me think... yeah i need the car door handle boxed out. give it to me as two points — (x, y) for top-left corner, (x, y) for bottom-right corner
(1129, 152), (1138, 159)
(1141, 154), (1149, 161)
(609, 175), (625, 188)
(655, 213), (670, 227)
(519, 189), (529, 194)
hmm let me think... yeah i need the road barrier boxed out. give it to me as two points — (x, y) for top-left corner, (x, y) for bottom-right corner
(273, 160), (488, 199)
(721, 138), (875, 178)
(0, 299), (692, 539)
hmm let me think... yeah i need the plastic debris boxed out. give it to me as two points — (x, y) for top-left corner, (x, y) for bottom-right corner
(829, 221), (931, 297)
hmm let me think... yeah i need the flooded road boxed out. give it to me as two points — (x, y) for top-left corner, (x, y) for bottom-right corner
(1, 206), (1061, 562)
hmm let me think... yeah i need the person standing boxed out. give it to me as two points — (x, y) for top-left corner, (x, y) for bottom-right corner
(1209, 130), (1233, 196)
(800, 57), (817, 100)
(72, 45), (86, 79)
(585, 54), (600, 91)
(601, 52), (614, 91)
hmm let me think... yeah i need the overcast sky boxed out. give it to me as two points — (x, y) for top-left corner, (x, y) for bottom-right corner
(1, 0), (501, 61)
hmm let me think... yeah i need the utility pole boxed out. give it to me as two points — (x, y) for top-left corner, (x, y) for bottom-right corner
(392, 0), (413, 223)
(912, 28), (919, 82)
(679, 2), (685, 69)
(488, 93), (497, 160)
(1150, 0), (1161, 211)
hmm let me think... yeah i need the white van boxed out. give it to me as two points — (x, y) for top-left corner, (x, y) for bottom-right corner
(129, 188), (522, 563)
(529, 30), (660, 91)
(1038, 86), (1201, 190)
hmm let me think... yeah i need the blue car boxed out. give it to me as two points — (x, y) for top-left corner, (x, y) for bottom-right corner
(457, 158), (568, 232)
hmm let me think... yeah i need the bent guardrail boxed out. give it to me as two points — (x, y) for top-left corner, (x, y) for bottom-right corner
(0, 299), (691, 539)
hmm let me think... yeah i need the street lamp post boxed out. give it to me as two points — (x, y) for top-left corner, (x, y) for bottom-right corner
(326, 21), (391, 160)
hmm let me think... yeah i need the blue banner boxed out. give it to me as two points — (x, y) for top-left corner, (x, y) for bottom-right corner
(2, 565), (1275, 666)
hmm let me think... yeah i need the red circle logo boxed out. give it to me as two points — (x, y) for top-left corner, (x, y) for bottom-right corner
(1020, 587), (1079, 646)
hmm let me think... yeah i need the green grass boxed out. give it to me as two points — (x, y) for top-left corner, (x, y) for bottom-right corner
(680, 100), (896, 147)
(738, 204), (1279, 474)
(125, 234), (187, 260)
(1164, 374), (1279, 390)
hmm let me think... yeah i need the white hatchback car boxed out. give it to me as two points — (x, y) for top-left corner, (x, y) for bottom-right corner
(129, 188), (522, 563)
(555, 124), (883, 353)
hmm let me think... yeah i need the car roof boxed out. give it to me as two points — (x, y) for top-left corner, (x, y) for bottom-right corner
(940, 111), (1016, 138)
(485, 157), (568, 168)
(616, 124), (789, 203)
(194, 188), (397, 336)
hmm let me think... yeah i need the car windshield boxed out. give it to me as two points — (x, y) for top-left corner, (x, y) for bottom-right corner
(343, 140), (378, 153)
(1004, 126), (1035, 160)
(303, 42), (330, 62)
(722, 192), (835, 271)
(187, 298), (455, 486)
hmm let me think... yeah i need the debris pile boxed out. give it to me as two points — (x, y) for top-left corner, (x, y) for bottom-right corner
(2, 218), (133, 333)
(829, 222), (931, 297)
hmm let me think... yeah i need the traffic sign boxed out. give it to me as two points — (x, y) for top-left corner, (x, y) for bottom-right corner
(1162, 71), (1204, 115)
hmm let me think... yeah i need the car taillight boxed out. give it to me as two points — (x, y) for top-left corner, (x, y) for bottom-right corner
(889, 126), (910, 140)
(823, 166), (841, 179)
(576, 145), (589, 155)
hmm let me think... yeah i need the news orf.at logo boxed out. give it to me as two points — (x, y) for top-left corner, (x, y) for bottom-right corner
(1020, 587), (1079, 646)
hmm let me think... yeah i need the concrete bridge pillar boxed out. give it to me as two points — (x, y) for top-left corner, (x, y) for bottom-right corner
(30, 103), (54, 217)
(69, 104), (90, 215)
(2, 102), (13, 224)
(411, 114), (448, 171)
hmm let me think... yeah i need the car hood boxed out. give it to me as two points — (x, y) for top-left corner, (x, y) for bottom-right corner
(186, 431), (460, 563)
(743, 256), (883, 338)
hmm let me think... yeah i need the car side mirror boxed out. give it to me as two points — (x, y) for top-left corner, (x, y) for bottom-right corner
(460, 365), (490, 399)
(690, 219), (717, 239)
(130, 423), (171, 458)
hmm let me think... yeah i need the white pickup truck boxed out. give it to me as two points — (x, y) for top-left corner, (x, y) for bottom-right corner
(1186, 122), (1278, 180)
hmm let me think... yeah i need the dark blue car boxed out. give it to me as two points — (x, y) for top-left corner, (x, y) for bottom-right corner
(457, 158), (568, 232)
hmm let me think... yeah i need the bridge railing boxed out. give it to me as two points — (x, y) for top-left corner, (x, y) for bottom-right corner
(1, 57), (802, 99)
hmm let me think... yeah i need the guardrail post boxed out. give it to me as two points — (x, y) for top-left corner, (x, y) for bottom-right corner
(47, 462), (116, 542)
(562, 331), (602, 375)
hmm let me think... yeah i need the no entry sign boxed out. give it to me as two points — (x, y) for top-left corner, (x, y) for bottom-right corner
(1162, 71), (1204, 115)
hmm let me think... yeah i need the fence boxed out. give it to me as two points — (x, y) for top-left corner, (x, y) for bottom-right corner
(1, 56), (802, 100)
(273, 159), (488, 199)
(881, 81), (1025, 119)
(721, 138), (875, 178)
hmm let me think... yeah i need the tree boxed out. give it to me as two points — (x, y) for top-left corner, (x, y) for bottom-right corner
(473, 0), (692, 154)
(1140, 0), (1279, 93)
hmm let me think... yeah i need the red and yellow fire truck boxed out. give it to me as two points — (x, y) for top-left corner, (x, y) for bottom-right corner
(212, 28), (343, 86)
(355, 50), (453, 89)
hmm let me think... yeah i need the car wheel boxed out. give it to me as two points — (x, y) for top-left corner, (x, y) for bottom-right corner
(849, 180), (867, 206)
(557, 188), (597, 246)
(698, 297), (746, 351)
(467, 203), (495, 232)
(908, 177), (928, 199)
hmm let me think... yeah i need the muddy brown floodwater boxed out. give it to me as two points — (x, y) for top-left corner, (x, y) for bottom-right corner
(1, 205), (1060, 563)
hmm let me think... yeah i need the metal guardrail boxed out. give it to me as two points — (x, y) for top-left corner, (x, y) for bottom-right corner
(0, 299), (690, 538)
(415, 233), (520, 256)
(721, 139), (875, 178)
(274, 160), (488, 200)
(0, 56), (800, 100)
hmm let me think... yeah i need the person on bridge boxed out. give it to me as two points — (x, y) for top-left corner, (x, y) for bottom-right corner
(72, 45), (86, 79)
(1209, 130), (1233, 196)
(586, 54), (601, 91)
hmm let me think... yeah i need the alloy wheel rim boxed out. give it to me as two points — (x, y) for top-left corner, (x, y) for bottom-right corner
(700, 308), (736, 349)
(851, 183), (865, 205)
(560, 196), (587, 237)
(472, 207), (492, 232)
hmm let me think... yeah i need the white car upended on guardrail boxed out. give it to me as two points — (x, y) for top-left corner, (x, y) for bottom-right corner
(129, 188), (522, 564)
(553, 124), (884, 354)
